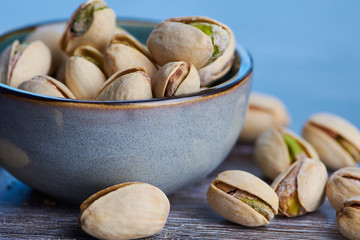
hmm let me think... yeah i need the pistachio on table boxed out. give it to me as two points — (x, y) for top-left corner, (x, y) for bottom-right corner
(302, 112), (360, 170)
(207, 170), (278, 227)
(254, 126), (319, 180)
(79, 182), (170, 240)
(326, 167), (360, 210)
(336, 196), (360, 240)
(271, 158), (327, 217)
(238, 92), (291, 142)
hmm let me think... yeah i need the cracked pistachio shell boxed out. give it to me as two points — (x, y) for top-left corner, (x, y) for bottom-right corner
(302, 112), (360, 170)
(207, 170), (278, 227)
(152, 61), (200, 98)
(79, 182), (170, 240)
(17, 75), (75, 99)
(59, 0), (116, 56)
(272, 158), (327, 217)
(65, 55), (106, 100)
(0, 40), (51, 88)
(73, 44), (104, 71)
(255, 127), (319, 180)
(25, 23), (67, 75)
(238, 92), (291, 142)
(336, 196), (360, 240)
(104, 33), (157, 79)
(96, 68), (152, 101)
(147, 16), (231, 69)
(326, 167), (360, 211)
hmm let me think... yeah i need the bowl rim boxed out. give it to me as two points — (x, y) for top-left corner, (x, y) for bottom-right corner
(0, 19), (253, 107)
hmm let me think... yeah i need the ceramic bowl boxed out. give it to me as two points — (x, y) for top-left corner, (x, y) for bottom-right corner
(0, 20), (253, 203)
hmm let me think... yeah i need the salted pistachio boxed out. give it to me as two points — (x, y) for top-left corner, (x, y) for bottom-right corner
(104, 33), (157, 79)
(271, 158), (327, 217)
(73, 44), (104, 71)
(79, 182), (170, 240)
(326, 167), (360, 210)
(302, 112), (360, 170)
(0, 40), (51, 88)
(59, 0), (116, 56)
(18, 75), (75, 99)
(336, 196), (360, 240)
(238, 92), (291, 142)
(152, 61), (200, 98)
(96, 68), (152, 101)
(25, 22), (67, 75)
(254, 126), (319, 180)
(207, 170), (278, 227)
(147, 16), (232, 69)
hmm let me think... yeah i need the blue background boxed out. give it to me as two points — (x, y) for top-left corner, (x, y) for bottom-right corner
(1, 0), (359, 134)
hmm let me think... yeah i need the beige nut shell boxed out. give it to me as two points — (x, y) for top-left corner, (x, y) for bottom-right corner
(336, 196), (360, 240)
(326, 167), (360, 210)
(272, 158), (328, 213)
(207, 170), (278, 227)
(79, 182), (170, 240)
(255, 127), (319, 180)
(302, 112), (360, 170)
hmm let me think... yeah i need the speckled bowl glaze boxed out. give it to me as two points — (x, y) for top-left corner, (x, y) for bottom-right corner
(0, 20), (253, 203)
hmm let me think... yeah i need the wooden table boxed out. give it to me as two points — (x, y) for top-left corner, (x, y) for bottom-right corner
(0, 143), (346, 239)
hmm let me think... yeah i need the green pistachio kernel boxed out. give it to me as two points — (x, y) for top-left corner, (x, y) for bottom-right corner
(283, 134), (305, 163)
(284, 191), (302, 216)
(237, 195), (274, 220)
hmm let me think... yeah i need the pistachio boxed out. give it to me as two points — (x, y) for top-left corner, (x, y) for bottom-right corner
(207, 170), (278, 226)
(73, 44), (104, 71)
(326, 167), (360, 210)
(302, 112), (360, 170)
(147, 16), (233, 69)
(96, 68), (152, 101)
(79, 182), (170, 240)
(336, 196), (360, 240)
(59, 0), (116, 55)
(255, 126), (319, 180)
(238, 92), (291, 142)
(18, 75), (75, 99)
(271, 158), (327, 217)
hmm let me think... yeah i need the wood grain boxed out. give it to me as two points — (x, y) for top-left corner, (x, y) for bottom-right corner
(0, 144), (346, 239)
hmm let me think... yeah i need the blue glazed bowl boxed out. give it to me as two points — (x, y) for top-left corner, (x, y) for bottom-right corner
(0, 20), (253, 203)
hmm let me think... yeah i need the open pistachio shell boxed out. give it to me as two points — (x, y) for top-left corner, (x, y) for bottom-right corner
(336, 196), (360, 240)
(104, 33), (157, 79)
(272, 158), (327, 217)
(152, 61), (200, 98)
(147, 16), (232, 69)
(326, 167), (360, 210)
(59, 0), (116, 56)
(255, 127), (319, 180)
(0, 40), (51, 88)
(96, 68), (152, 101)
(239, 92), (291, 142)
(207, 170), (278, 227)
(73, 44), (104, 71)
(302, 112), (360, 170)
(18, 75), (75, 99)
(65, 55), (106, 100)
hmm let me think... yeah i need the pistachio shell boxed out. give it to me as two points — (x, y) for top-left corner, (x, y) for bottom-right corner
(326, 167), (360, 210)
(79, 182), (170, 240)
(65, 56), (106, 100)
(55, 59), (67, 84)
(336, 196), (360, 240)
(18, 75), (75, 99)
(73, 45), (104, 71)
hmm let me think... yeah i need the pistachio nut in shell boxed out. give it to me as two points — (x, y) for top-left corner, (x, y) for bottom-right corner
(207, 170), (278, 227)
(271, 158), (327, 217)
(147, 16), (231, 69)
(0, 40), (51, 88)
(326, 167), (360, 210)
(65, 55), (106, 100)
(79, 182), (170, 240)
(336, 196), (360, 240)
(96, 68), (152, 101)
(73, 44), (104, 71)
(254, 126), (319, 180)
(302, 112), (360, 170)
(18, 75), (75, 99)
(59, 0), (116, 55)
(104, 33), (157, 79)
(238, 92), (291, 142)
(152, 61), (200, 98)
